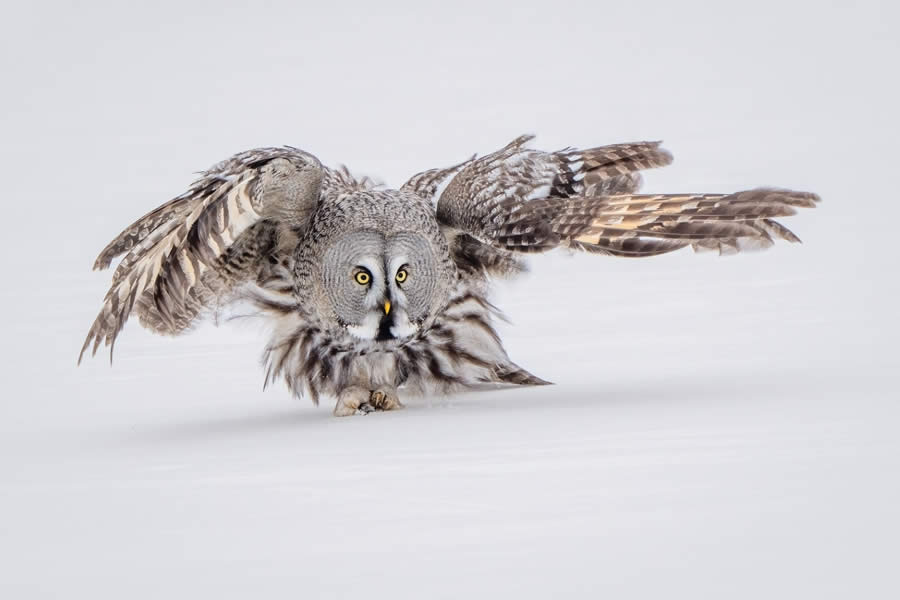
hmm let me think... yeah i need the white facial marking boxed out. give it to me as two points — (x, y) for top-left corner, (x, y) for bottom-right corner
(346, 311), (381, 340)
(390, 310), (419, 339)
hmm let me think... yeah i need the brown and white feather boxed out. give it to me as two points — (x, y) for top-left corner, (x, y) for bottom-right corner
(434, 135), (674, 252)
(80, 147), (325, 363)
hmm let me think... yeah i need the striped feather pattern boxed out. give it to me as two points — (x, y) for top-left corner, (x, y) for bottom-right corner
(80, 147), (324, 363)
(430, 135), (817, 258)
(400, 155), (475, 199)
(259, 281), (547, 403)
(434, 135), (673, 251)
(549, 189), (820, 256)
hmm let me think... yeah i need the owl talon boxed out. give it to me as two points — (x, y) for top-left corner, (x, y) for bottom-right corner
(333, 386), (372, 417)
(370, 388), (404, 411)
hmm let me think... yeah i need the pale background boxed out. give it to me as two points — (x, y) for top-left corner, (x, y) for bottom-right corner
(1, 1), (898, 598)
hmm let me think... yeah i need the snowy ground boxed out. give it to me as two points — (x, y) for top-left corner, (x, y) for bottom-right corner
(2, 1), (898, 598)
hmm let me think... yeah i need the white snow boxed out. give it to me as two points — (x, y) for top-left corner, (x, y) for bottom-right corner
(2, 1), (898, 598)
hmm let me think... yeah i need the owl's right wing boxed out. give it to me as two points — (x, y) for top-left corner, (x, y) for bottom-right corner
(433, 135), (819, 256)
(80, 147), (328, 364)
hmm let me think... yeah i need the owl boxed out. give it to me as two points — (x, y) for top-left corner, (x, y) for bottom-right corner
(80, 135), (819, 416)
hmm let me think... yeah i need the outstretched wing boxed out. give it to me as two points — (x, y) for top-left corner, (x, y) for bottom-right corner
(534, 189), (819, 256)
(80, 147), (325, 363)
(433, 135), (818, 256)
(434, 135), (672, 251)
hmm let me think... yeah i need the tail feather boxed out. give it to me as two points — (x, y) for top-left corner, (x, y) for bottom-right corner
(494, 364), (552, 386)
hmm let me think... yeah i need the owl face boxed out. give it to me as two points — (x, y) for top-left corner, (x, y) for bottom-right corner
(320, 230), (442, 341)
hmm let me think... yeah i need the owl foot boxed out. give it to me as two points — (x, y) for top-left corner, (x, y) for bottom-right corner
(333, 386), (403, 416)
(370, 388), (404, 411)
(333, 386), (373, 417)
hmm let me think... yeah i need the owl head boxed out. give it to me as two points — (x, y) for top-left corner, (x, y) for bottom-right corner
(306, 191), (455, 342)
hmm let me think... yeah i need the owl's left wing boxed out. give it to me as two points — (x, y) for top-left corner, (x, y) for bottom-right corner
(80, 147), (326, 364)
(429, 135), (819, 256)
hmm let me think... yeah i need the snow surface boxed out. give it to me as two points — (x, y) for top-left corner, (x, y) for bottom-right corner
(2, 1), (898, 598)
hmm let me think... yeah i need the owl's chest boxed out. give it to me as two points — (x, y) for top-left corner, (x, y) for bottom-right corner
(345, 350), (398, 388)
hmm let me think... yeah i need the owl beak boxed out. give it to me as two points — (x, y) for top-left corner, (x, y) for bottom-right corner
(383, 300), (391, 315)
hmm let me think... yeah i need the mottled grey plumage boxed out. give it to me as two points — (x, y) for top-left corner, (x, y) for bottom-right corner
(81, 135), (819, 415)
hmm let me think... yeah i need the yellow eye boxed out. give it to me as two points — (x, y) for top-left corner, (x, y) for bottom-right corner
(354, 271), (371, 285)
(395, 268), (408, 284)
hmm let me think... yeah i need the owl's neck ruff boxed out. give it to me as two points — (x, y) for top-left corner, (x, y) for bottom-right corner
(258, 281), (536, 405)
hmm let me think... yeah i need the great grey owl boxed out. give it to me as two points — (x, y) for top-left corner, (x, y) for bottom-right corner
(80, 135), (819, 416)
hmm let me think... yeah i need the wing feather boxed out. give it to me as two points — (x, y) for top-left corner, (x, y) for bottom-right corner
(550, 189), (819, 256)
(80, 147), (324, 363)
(427, 135), (818, 262)
(434, 135), (674, 252)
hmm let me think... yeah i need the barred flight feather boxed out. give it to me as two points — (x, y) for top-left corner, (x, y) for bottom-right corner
(80, 147), (324, 363)
(432, 136), (674, 252)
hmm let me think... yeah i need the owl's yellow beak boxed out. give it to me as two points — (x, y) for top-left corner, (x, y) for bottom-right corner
(383, 300), (391, 315)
